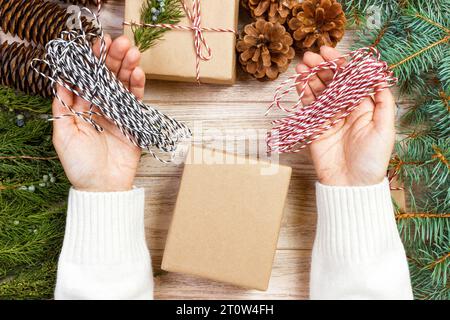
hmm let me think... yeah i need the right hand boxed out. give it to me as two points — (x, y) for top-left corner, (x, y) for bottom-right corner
(297, 46), (396, 186)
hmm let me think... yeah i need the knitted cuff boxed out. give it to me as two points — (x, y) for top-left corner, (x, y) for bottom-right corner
(314, 179), (403, 263)
(59, 188), (149, 264)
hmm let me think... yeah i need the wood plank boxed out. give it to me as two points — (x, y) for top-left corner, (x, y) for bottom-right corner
(134, 101), (406, 178)
(150, 249), (311, 300)
(138, 151), (316, 179)
(135, 101), (317, 177)
(135, 176), (317, 251)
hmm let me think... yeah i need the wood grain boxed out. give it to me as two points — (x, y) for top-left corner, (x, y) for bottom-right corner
(151, 249), (311, 300)
(116, 0), (320, 298)
(135, 176), (317, 251)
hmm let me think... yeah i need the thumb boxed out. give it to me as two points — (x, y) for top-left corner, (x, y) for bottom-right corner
(52, 85), (76, 141)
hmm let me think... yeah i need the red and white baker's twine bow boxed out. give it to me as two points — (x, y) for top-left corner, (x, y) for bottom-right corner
(120, 0), (236, 83)
(266, 47), (397, 153)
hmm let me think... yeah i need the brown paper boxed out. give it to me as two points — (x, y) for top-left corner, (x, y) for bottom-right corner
(124, 0), (239, 84)
(162, 146), (292, 290)
(390, 176), (407, 212)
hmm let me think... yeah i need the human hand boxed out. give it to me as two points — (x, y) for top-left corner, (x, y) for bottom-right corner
(297, 46), (396, 186)
(52, 35), (146, 192)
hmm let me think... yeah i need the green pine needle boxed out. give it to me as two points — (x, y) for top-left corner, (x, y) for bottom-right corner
(0, 89), (69, 300)
(348, 0), (450, 300)
(0, 87), (51, 114)
(133, 0), (184, 52)
(0, 262), (58, 300)
(341, 0), (400, 26)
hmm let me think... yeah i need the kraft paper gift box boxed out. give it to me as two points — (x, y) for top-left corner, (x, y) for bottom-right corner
(161, 146), (292, 290)
(124, 0), (239, 84)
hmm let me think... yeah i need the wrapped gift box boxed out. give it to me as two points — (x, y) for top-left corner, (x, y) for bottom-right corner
(124, 0), (239, 84)
(161, 146), (292, 290)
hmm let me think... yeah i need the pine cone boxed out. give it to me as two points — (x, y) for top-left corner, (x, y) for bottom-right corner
(0, 0), (98, 47)
(237, 19), (295, 81)
(0, 41), (53, 98)
(59, 0), (105, 5)
(241, 0), (298, 24)
(288, 0), (346, 53)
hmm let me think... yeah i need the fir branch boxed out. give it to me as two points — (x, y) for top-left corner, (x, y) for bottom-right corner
(341, 0), (400, 26)
(352, 0), (450, 300)
(415, 239), (450, 289)
(407, 0), (450, 24)
(439, 91), (449, 111)
(0, 89), (68, 299)
(0, 262), (57, 300)
(371, 19), (392, 47)
(353, 4), (450, 93)
(397, 210), (449, 247)
(396, 141), (449, 191)
(432, 145), (450, 170)
(428, 252), (450, 269)
(409, 257), (450, 299)
(0, 184), (21, 191)
(0, 86), (51, 114)
(387, 6), (450, 84)
(400, 87), (450, 138)
(0, 156), (59, 161)
(413, 12), (450, 33)
(393, 137), (449, 250)
(133, 0), (184, 52)
(438, 53), (450, 89)
(396, 212), (450, 220)
(389, 35), (450, 71)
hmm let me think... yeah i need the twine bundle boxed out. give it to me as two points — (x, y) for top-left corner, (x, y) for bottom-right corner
(32, 8), (191, 162)
(267, 47), (397, 153)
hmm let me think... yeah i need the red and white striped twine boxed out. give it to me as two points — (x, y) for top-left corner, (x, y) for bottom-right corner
(119, 0), (237, 84)
(266, 47), (397, 153)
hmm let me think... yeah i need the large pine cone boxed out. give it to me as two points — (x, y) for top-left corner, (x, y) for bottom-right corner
(0, 41), (53, 98)
(241, 0), (298, 24)
(0, 0), (98, 47)
(288, 0), (346, 53)
(60, 0), (105, 5)
(237, 20), (295, 81)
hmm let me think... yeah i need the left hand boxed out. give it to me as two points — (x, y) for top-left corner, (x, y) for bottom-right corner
(52, 35), (146, 192)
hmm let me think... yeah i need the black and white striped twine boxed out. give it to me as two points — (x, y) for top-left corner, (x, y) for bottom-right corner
(31, 7), (191, 162)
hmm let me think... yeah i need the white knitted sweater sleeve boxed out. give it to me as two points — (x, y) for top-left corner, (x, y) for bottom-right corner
(310, 179), (413, 300)
(55, 188), (153, 300)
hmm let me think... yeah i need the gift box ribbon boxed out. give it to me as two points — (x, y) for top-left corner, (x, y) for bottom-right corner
(121, 0), (237, 84)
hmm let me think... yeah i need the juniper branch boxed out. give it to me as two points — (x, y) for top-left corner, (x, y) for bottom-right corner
(133, 0), (184, 52)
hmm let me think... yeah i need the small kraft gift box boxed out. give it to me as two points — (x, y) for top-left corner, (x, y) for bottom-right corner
(124, 0), (239, 84)
(162, 146), (292, 290)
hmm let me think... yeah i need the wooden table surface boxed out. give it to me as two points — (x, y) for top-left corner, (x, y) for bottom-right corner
(1, 0), (409, 300)
(101, 0), (411, 300)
